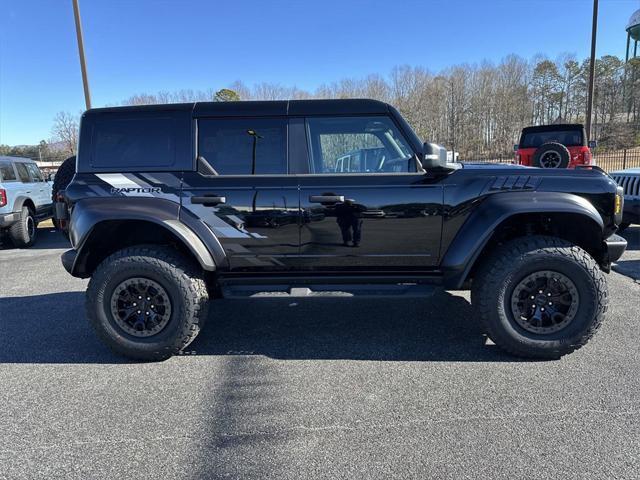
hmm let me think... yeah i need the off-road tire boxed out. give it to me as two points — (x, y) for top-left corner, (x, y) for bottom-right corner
(9, 206), (37, 247)
(471, 236), (607, 359)
(51, 156), (75, 201)
(52, 156), (75, 231)
(86, 245), (209, 361)
(532, 142), (570, 168)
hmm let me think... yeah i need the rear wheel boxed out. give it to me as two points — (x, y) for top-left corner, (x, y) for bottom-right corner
(86, 245), (209, 361)
(471, 236), (607, 359)
(9, 206), (37, 248)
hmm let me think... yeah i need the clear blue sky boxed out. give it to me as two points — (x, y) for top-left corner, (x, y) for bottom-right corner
(1, 0), (638, 145)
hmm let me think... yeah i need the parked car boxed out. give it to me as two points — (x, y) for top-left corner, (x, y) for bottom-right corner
(515, 124), (595, 169)
(0, 156), (53, 247)
(58, 99), (626, 361)
(611, 168), (640, 231)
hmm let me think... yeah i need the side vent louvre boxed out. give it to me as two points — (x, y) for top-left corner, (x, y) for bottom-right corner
(488, 175), (540, 191)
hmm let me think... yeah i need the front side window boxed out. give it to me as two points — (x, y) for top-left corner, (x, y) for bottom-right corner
(306, 116), (416, 174)
(25, 163), (44, 182)
(198, 118), (287, 175)
(14, 163), (31, 182)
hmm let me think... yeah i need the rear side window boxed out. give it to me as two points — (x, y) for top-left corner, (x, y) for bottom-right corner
(198, 118), (287, 175)
(0, 163), (16, 181)
(521, 129), (584, 148)
(14, 163), (31, 182)
(91, 116), (177, 168)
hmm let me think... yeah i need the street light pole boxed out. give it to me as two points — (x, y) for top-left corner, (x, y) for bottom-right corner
(72, 0), (91, 110)
(585, 0), (598, 141)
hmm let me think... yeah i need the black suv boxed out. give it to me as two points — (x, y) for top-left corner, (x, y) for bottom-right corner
(58, 99), (627, 361)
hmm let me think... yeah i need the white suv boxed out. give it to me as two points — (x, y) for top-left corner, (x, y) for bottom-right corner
(0, 156), (53, 247)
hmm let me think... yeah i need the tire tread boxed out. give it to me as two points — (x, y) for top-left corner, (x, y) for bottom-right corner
(86, 245), (209, 361)
(472, 235), (608, 358)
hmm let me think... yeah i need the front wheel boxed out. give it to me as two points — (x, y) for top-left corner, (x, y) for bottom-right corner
(471, 236), (607, 359)
(86, 246), (209, 361)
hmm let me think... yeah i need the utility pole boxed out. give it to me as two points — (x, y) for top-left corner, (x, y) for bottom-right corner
(585, 0), (598, 141)
(72, 0), (92, 110)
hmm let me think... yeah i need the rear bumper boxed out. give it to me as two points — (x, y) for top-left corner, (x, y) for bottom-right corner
(0, 212), (20, 228)
(604, 234), (627, 264)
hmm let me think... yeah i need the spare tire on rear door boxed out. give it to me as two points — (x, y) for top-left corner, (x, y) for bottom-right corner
(52, 156), (76, 201)
(51, 156), (75, 233)
(532, 142), (570, 169)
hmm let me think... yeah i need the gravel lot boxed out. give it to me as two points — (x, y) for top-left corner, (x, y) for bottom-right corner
(0, 226), (639, 479)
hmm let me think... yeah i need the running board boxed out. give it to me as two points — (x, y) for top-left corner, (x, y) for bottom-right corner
(220, 283), (437, 299)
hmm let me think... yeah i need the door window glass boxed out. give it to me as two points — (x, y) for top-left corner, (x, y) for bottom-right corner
(0, 163), (16, 181)
(25, 163), (44, 182)
(15, 163), (31, 182)
(306, 116), (415, 174)
(198, 118), (287, 175)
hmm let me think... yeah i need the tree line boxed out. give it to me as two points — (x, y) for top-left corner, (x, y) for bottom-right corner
(3, 53), (639, 161)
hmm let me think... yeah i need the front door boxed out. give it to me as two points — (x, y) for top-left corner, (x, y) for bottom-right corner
(181, 117), (300, 272)
(296, 115), (443, 271)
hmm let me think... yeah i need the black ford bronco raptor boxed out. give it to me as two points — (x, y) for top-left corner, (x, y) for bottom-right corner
(57, 99), (627, 361)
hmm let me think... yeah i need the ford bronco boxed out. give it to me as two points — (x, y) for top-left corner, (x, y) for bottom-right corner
(58, 99), (627, 361)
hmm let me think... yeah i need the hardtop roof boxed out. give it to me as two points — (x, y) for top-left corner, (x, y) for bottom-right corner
(521, 124), (585, 133)
(83, 99), (392, 118)
(0, 156), (35, 163)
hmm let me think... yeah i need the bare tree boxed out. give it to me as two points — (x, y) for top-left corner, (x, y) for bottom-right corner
(51, 112), (79, 156)
(47, 53), (636, 159)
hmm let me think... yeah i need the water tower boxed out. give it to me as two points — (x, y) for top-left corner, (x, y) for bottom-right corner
(627, 9), (640, 61)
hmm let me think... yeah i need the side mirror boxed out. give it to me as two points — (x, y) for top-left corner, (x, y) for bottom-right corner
(421, 142), (447, 169)
(513, 144), (519, 152)
(588, 140), (597, 149)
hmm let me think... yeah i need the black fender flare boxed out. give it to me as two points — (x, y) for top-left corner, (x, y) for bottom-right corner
(12, 195), (35, 213)
(68, 197), (227, 276)
(440, 191), (604, 288)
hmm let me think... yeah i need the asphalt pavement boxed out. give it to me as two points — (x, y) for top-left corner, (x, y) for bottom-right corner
(0, 226), (639, 479)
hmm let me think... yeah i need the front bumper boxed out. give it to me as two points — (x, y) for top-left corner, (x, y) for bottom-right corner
(0, 212), (20, 228)
(605, 234), (627, 264)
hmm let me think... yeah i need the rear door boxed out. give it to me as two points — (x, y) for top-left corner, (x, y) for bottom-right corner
(180, 116), (300, 272)
(296, 115), (443, 271)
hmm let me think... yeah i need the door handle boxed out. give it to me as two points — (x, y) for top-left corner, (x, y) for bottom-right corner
(190, 195), (226, 206)
(309, 195), (345, 203)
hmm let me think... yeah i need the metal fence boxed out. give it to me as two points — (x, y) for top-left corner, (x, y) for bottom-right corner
(459, 148), (640, 172)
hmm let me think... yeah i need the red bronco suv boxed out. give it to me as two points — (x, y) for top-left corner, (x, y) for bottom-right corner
(515, 124), (596, 169)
